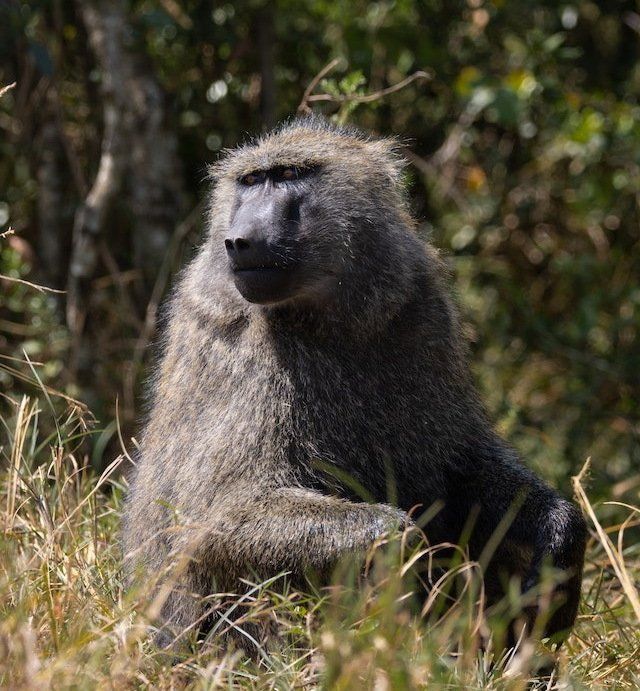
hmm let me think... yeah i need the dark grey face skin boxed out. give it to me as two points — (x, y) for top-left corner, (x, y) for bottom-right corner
(224, 166), (321, 305)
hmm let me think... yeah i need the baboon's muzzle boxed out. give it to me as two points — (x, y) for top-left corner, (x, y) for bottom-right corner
(224, 190), (300, 304)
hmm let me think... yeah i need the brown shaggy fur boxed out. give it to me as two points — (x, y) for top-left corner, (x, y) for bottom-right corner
(122, 117), (586, 650)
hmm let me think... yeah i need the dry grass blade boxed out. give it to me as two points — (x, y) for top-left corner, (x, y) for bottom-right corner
(4, 396), (38, 531)
(573, 459), (640, 622)
(1, 400), (639, 688)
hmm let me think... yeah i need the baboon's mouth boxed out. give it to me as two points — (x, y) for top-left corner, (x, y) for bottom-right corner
(233, 266), (289, 274)
(231, 265), (298, 304)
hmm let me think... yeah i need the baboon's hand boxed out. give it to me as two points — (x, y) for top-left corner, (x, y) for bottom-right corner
(369, 503), (412, 538)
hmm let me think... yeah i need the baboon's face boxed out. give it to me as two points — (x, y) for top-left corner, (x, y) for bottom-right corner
(223, 164), (327, 305)
(211, 125), (402, 306)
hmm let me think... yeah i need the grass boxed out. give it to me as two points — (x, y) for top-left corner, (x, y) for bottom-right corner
(1, 395), (639, 689)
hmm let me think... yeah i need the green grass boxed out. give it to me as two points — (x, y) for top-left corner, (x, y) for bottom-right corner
(1, 396), (639, 689)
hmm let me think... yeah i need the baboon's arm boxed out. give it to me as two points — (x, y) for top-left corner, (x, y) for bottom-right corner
(198, 487), (408, 577)
(151, 489), (405, 649)
(461, 448), (587, 639)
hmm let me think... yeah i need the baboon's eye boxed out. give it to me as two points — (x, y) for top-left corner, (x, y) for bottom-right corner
(239, 171), (266, 186)
(281, 167), (299, 181)
(272, 166), (304, 183)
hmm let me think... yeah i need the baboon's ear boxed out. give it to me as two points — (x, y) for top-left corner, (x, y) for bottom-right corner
(366, 137), (407, 188)
(207, 157), (230, 183)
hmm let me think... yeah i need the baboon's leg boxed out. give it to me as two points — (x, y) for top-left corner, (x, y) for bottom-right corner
(154, 580), (204, 649)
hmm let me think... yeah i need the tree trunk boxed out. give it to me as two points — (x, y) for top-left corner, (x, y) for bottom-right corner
(37, 96), (67, 290)
(68, 0), (184, 385)
(128, 61), (185, 296)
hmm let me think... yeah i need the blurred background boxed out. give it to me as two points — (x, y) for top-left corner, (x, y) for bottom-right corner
(0, 0), (638, 500)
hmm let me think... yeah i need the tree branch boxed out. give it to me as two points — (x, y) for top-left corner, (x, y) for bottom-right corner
(297, 62), (432, 115)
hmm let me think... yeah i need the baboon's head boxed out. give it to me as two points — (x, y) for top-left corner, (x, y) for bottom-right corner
(208, 117), (413, 308)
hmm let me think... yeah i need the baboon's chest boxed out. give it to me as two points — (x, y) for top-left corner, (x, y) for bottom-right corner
(280, 352), (425, 494)
(175, 332), (432, 500)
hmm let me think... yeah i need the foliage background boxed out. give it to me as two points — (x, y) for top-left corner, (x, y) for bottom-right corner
(1, 0), (639, 499)
(2, 1), (640, 688)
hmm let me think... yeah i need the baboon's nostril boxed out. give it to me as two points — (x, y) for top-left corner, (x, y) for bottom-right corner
(225, 237), (252, 256)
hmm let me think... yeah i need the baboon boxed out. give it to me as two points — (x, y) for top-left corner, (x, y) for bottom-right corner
(122, 117), (587, 650)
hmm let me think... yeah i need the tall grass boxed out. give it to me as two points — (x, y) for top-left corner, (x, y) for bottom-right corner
(1, 396), (639, 689)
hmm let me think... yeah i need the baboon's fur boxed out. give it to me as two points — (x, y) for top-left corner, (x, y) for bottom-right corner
(123, 117), (587, 648)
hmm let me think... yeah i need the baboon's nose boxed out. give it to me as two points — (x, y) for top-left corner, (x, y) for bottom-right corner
(225, 237), (251, 254)
(224, 236), (283, 270)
